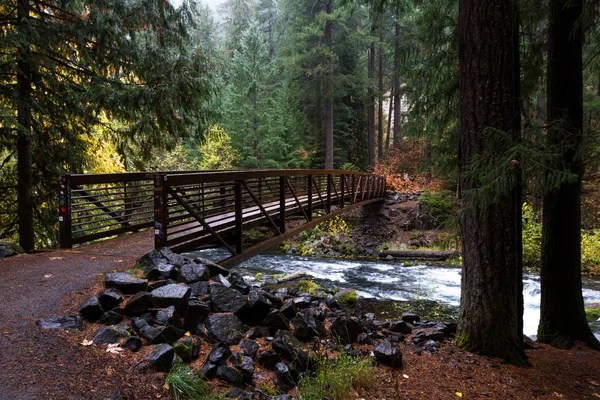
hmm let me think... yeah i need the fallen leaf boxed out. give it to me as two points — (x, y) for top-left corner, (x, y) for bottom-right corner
(106, 343), (124, 354)
(90, 256), (96, 259)
(185, 331), (191, 337)
(455, 392), (463, 398)
(403, 374), (409, 379)
(111, 269), (117, 272)
(49, 257), (63, 260)
(163, 383), (170, 391)
(97, 273), (103, 277)
(553, 393), (564, 398)
(81, 339), (93, 346)
(44, 274), (52, 278)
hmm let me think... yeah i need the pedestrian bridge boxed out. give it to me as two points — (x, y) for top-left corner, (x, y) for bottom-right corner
(58, 169), (386, 269)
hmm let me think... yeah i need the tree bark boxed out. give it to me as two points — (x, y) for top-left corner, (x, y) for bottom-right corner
(377, 29), (384, 162)
(17, 0), (34, 252)
(368, 40), (376, 170)
(538, 0), (599, 350)
(324, 0), (334, 170)
(457, 0), (528, 366)
(392, 20), (401, 150)
(385, 84), (393, 151)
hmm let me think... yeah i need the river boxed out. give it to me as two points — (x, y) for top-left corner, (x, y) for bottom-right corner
(188, 249), (600, 340)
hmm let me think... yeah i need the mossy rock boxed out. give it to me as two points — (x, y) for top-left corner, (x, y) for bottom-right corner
(585, 303), (600, 322)
(297, 280), (323, 295)
(334, 289), (358, 308)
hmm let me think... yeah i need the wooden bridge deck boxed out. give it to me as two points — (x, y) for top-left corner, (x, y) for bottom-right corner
(59, 169), (386, 268)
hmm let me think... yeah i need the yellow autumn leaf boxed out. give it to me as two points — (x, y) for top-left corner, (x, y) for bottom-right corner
(455, 392), (463, 398)
(185, 331), (191, 337)
(163, 383), (170, 391)
(553, 393), (564, 398)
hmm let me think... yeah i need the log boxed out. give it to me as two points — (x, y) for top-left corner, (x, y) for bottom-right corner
(379, 250), (459, 261)
(276, 271), (309, 283)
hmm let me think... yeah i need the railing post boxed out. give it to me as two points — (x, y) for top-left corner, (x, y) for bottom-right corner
(58, 175), (72, 248)
(234, 180), (243, 254)
(351, 175), (356, 204)
(340, 174), (345, 208)
(326, 174), (332, 213)
(307, 175), (313, 221)
(279, 176), (286, 233)
(154, 173), (168, 249)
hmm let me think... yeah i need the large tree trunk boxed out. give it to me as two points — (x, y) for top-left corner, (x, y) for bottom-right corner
(385, 84), (393, 150)
(17, 0), (34, 252)
(368, 41), (375, 170)
(392, 20), (401, 150)
(377, 30), (384, 162)
(457, 0), (528, 366)
(324, 0), (334, 170)
(538, 0), (599, 350)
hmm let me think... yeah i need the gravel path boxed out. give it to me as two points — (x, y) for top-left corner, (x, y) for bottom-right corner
(0, 232), (153, 399)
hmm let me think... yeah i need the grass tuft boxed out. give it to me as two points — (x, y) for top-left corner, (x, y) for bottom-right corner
(165, 364), (216, 400)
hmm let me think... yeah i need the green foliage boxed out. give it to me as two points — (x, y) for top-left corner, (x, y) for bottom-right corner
(522, 203), (542, 270)
(584, 305), (600, 322)
(297, 280), (323, 295)
(164, 364), (214, 400)
(336, 289), (358, 307)
(297, 353), (375, 400)
(194, 125), (240, 170)
(418, 189), (457, 228)
(582, 230), (600, 276)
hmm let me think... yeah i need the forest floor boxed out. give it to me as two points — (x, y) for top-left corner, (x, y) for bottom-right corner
(1, 228), (600, 399)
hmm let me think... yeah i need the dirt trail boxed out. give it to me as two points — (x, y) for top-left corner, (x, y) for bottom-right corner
(0, 232), (153, 399)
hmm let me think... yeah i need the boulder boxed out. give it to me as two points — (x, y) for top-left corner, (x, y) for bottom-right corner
(437, 321), (458, 336)
(105, 273), (148, 295)
(233, 355), (254, 383)
(123, 292), (152, 315)
(216, 365), (244, 386)
(154, 306), (181, 327)
(411, 330), (445, 346)
(179, 263), (210, 284)
(256, 350), (283, 370)
(200, 362), (219, 379)
(148, 279), (178, 292)
(131, 317), (162, 344)
(159, 325), (185, 344)
(246, 326), (270, 339)
(184, 299), (211, 330)
(98, 290), (123, 311)
(262, 310), (289, 334)
(275, 362), (298, 390)
(79, 297), (104, 322)
(229, 272), (250, 295)
(36, 315), (82, 330)
(207, 342), (232, 364)
(92, 326), (129, 345)
(236, 290), (272, 326)
(389, 321), (412, 335)
(374, 341), (403, 367)
(205, 314), (248, 345)
(330, 315), (363, 344)
(189, 281), (210, 297)
(239, 339), (259, 358)
(210, 283), (248, 313)
(225, 387), (252, 400)
(173, 336), (198, 363)
(145, 344), (174, 372)
(136, 249), (172, 279)
(158, 247), (189, 268)
(194, 257), (229, 277)
(401, 313), (421, 324)
(279, 300), (297, 319)
(272, 330), (310, 370)
(98, 310), (124, 326)
(122, 336), (142, 352)
(150, 283), (190, 309)
(290, 315), (318, 342)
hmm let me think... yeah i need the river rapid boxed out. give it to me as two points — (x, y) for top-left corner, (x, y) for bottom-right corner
(189, 249), (600, 340)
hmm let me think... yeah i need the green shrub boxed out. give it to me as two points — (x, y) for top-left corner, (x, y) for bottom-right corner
(297, 280), (322, 295)
(582, 230), (600, 275)
(522, 203), (542, 269)
(165, 364), (215, 400)
(297, 353), (375, 400)
(418, 189), (457, 228)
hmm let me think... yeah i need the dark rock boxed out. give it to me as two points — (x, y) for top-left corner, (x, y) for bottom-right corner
(207, 343), (232, 364)
(262, 310), (289, 334)
(189, 281), (210, 297)
(105, 272), (148, 295)
(275, 362), (298, 390)
(290, 315), (318, 342)
(239, 338), (259, 358)
(401, 313), (421, 324)
(131, 317), (162, 344)
(136, 249), (174, 280)
(123, 292), (152, 315)
(154, 306), (181, 327)
(293, 297), (312, 309)
(145, 344), (174, 372)
(200, 362), (218, 379)
(374, 341), (403, 367)
(300, 309), (326, 334)
(210, 283), (248, 313)
(36, 315), (82, 330)
(256, 350), (283, 370)
(411, 330), (445, 345)
(98, 310), (124, 326)
(150, 283), (190, 309)
(272, 330), (310, 370)
(98, 290), (123, 311)
(330, 315), (363, 344)
(179, 263), (210, 284)
(122, 336), (142, 352)
(229, 272), (250, 295)
(159, 247), (189, 267)
(233, 354), (255, 382)
(191, 322), (208, 339)
(389, 321), (412, 335)
(205, 314), (248, 345)
(93, 326), (129, 344)
(148, 279), (178, 292)
(225, 387), (251, 399)
(356, 332), (372, 345)
(279, 300), (297, 319)
(246, 326), (270, 339)
(258, 289), (283, 308)
(173, 336), (197, 363)
(523, 335), (539, 350)
(160, 325), (185, 344)
(438, 321), (458, 336)
(79, 297), (104, 322)
(184, 299), (211, 330)
(236, 290), (272, 325)
(194, 257), (230, 277)
(216, 365), (244, 386)
(147, 263), (176, 281)
(0, 241), (23, 259)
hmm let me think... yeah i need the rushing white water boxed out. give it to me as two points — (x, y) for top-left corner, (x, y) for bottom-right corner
(189, 249), (600, 340)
